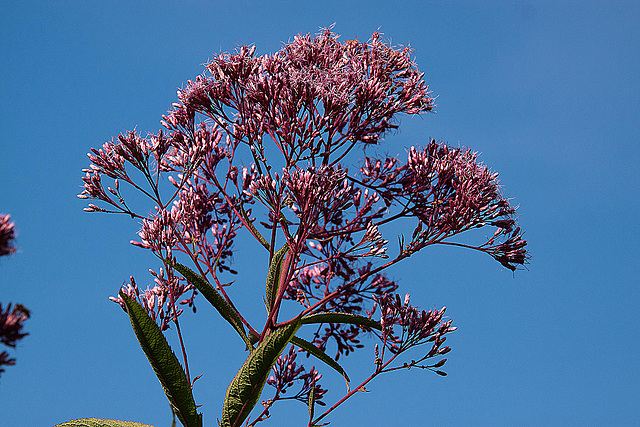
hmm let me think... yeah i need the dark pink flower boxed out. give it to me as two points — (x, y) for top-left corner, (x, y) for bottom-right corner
(0, 303), (29, 348)
(80, 29), (529, 423)
(0, 303), (30, 378)
(0, 214), (16, 257)
(267, 345), (327, 405)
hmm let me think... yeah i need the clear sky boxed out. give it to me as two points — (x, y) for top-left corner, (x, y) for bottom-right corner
(1, 1), (639, 426)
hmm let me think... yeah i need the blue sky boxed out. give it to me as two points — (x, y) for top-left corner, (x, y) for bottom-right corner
(1, 1), (639, 426)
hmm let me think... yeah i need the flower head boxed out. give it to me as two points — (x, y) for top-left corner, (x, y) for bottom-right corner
(0, 303), (30, 378)
(0, 303), (30, 348)
(0, 214), (16, 257)
(267, 345), (327, 405)
(80, 29), (529, 425)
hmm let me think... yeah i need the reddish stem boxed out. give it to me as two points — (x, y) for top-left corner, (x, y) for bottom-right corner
(310, 351), (401, 426)
(173, 317), (191, 386)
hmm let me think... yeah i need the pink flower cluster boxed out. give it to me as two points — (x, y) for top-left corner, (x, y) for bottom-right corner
(0, 214), (16, 257)
(266, 346), (327, 405)
(360, 140), (527, 270)
(377, 293), (455, 359)
(1, 214), (29, 378)
(80, 29), (528, 423)
(0, 303), (30, 377)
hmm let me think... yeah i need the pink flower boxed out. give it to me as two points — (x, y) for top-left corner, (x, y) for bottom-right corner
(0, 214), (16, 257)
(80, 29), (529, 423)
(0, 303), (30, 378)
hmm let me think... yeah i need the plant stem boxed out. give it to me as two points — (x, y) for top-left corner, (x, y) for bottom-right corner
(174, 317), (191, 385)
(311, 352), (400, 425)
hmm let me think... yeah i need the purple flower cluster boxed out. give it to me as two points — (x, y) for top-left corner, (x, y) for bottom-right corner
(376, 293), (455, 373)
(80, 29), (528, 424)
(0, 214), (16, 257)
(1, 214), (30, 378)
(0, 303), (30, 377)
(245, 345), (328, 425)
(266, 345), (327, 405)
(0, 303), (30, 348)
(109, 272), (193, 332)
(360, 140), (527, 270)
(286, 262), (397, 360)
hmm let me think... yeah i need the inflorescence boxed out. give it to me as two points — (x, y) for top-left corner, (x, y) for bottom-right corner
(80, 28), (528, 424)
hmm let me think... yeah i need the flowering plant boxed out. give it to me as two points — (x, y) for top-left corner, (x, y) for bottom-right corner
(0, 213), (31, 379)
(67, 29), (527, 427)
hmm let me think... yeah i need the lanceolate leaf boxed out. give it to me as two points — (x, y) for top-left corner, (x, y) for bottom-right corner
(54, 419), (155, 427)
(308, 384), (315, 420)
(265, 243), (289, 312)
(172, 262), (253, 351)
(301, 312), (382, 330)
(220, 318), (302, 427)
(291, 336), (350, 383)
(120, 293), (202, 427)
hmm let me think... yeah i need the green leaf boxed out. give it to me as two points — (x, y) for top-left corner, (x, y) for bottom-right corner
(54, 420), (155, 427)
(172, 262), (253, 351)
(291, 336), (350, 383)
(248, 332), (259, 345)
(308, 383), (315, 420)
(301, 312), (382, 330)
(120, 293), (202, 427)
(220, 318), (302, 427)
(265, 243), (289, 312)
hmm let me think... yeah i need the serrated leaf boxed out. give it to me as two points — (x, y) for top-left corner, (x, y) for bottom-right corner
(220, 318), (302, 427)
(265, 243), (289, 312)
(291, 336), (350, 384)
(301, 312), (382, 330)
(54, 419), (155, 427)
(120, 293), (202, 427)
(172, 262), (253, 351)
